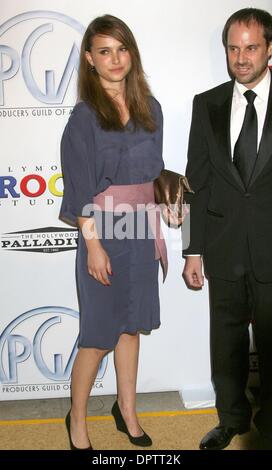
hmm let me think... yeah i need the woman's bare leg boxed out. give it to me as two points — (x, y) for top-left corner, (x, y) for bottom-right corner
(70, 347), (109, 448)
(114, 333), (143, 436)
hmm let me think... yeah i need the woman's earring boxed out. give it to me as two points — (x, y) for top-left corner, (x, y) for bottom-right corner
(90, 65), (95, 72)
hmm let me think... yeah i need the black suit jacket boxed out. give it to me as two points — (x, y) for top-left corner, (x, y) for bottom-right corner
(183, 69), (272, 281)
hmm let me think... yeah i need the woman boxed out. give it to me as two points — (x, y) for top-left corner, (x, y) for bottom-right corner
(60, 14), (166, 450)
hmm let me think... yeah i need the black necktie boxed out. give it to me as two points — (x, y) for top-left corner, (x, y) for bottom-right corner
(233, 89), (258, 188)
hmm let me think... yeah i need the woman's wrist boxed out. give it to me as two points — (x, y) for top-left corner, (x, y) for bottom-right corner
(85, 237), (102, 252)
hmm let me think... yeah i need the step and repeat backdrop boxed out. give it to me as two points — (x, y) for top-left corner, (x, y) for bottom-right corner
(0, 0), (269, 404)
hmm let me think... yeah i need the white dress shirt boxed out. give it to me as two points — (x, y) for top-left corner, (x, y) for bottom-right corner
(231, 67), (271, 158)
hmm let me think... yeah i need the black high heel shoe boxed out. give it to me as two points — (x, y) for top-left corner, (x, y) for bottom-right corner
(65, 410), (93, 450)
(111, 401), (152, 447)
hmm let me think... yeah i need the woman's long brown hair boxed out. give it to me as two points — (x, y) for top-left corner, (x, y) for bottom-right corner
(78, 15), (156, 132)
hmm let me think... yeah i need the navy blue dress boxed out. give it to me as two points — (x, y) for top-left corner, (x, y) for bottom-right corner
(60, 98), (164, 349)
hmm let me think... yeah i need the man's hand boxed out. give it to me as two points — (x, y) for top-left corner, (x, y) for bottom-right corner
(182, 255), (204, 289)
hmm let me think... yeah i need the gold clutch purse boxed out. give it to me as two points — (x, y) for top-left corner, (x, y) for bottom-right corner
(154, 169), (194, 228)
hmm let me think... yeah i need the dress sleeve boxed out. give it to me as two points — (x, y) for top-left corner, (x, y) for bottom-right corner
(59, 112), (96, 226)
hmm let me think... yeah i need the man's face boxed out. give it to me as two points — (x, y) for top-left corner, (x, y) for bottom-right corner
(227, 20), (272, 88)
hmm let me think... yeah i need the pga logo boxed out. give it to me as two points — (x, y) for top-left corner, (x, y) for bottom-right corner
(0, 306), (108, 384)
(0, 11), (85, 106)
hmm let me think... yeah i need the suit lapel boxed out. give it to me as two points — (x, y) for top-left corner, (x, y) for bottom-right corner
(208, 84), (245, 190)
(249, 71), (272, 188)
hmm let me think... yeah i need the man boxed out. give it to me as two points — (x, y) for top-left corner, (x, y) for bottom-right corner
(183, 8), (272, 450)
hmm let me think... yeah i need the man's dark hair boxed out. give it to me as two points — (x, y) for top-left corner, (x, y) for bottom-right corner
(222, 8), (272, 48)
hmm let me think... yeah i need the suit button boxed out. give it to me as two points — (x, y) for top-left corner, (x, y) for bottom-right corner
(244, 193), (251, 197)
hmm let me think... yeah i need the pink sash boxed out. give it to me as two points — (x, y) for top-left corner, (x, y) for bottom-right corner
(93, 182), (168, 282)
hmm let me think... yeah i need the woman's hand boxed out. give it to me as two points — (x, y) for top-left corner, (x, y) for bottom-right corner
(77, 216), (112, 286)
(87, 243), (112, 286)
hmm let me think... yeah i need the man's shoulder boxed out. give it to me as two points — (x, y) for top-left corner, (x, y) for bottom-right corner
(197, 80), (234, 102)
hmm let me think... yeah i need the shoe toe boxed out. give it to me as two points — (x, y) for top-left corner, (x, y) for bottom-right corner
(129, 432), (152, 447)
(199, 426), (237, 450)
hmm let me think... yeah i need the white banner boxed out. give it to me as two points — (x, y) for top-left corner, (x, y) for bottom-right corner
(0, 0), (269, 403)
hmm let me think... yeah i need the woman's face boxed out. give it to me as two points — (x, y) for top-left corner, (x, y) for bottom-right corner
(86, 34), (132, 88)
